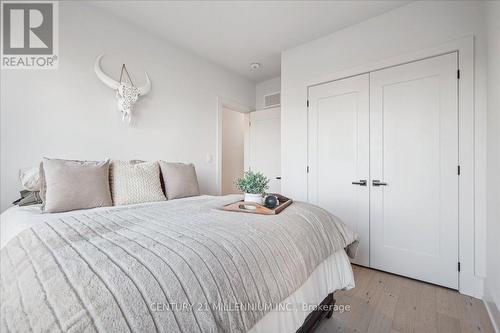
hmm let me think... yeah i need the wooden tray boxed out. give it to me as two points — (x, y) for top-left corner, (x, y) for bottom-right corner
(221, 194), (293, 215)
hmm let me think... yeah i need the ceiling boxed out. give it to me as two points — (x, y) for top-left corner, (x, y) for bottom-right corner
(93, 1), (411, 82)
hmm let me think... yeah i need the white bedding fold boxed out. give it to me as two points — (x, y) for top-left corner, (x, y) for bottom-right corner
(249, 249), (354, 333)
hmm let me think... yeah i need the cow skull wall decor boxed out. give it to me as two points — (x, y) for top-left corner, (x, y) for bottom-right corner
(94, 54), (151, 123)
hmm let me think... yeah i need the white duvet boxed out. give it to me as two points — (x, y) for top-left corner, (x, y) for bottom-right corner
(0, 195), (357, 332)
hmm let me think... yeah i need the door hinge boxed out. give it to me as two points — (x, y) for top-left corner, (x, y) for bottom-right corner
(457, 69), (460, 79)
(307, 166), (310, 173)
(458, 262), (461, 272)
(457, 165), (461, 175)
(249, 121), (251, 127)
(307, 100), (309, 108)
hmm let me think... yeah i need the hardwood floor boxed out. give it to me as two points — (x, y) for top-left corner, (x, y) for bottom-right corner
(316, 265), (495, 333)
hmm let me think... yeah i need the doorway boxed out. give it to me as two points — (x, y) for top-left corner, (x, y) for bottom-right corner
(221, 105), (246, 194)
(217, 98), (251, 195)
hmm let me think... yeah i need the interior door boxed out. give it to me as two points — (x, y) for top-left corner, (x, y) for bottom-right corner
(308, 74), (370, 266)
(249, 107), (281, 193)
(370, 52), (459, 288)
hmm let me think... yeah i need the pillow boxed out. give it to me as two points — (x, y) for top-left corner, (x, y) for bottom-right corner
(19, 165), (41, 191)
(110, 160), (166, 205)
(41, 158), (112, 213)
(158, 161), (200, 199)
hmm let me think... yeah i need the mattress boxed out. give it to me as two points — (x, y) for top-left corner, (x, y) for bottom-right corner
(0, 195), (357, 332)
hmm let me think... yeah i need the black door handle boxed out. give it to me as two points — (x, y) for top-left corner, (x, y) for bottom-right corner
(352, 180), (367, 186)
(372, 180), (388, 186)
(276, 176), (281, 180)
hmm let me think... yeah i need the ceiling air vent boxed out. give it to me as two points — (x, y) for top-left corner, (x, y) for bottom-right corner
(263, 92), (280, 108)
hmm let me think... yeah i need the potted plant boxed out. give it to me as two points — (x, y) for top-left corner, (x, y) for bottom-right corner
(235, 171), (270, 204)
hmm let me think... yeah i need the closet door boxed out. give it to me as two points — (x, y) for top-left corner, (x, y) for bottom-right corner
(308, 74), (370, 266)
(370, 53), (459, 288)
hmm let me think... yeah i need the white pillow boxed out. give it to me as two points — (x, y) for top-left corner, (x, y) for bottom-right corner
(19, 165), (41, 191)
(110, 160), (166, 206)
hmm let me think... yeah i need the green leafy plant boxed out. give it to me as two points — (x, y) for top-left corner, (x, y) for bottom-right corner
(235, 171), (270, 194)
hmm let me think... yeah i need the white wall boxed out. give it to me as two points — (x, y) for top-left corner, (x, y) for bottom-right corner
(485, 0), (500, 329)
(221, 107), (245, 194)
(281, 0), (488, 296)
(255, 77), (281, 110)
(0, 1), (255, 212)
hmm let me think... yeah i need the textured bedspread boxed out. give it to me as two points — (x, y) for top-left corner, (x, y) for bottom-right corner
(0, 195), (358, 333)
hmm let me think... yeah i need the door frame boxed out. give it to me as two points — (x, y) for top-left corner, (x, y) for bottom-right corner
(306, 36), (484, 298)
(216, 96), (251, 195)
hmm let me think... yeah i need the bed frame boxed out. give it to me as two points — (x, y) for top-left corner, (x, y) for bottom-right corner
(296, 292), (336, 333)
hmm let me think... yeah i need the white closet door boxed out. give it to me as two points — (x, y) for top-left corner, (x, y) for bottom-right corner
(249, 107), (281, 193)
(370, 52), (459, 288)
(308, 74), (370, 266)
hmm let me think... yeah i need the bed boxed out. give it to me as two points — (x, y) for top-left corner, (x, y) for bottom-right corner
(0, 195), (358, 333)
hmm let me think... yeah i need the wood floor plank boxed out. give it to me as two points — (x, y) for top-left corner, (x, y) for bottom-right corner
(470, 296), (496, 333)
(415, 281), (438, 333)
(456, 294), (483, 333)
(351, 265), (376, 298)
(391, 284), (418, 333)
(366, 271), (402, 333)
(352, 269), (389, 332)
(436, 286), (460, 318)
(437, 312), (461, 333)
(317, 265), (495, 333)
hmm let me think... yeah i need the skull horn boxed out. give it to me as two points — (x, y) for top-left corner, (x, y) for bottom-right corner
(138, 72), (151, 96)
(94, 54), (120, 90)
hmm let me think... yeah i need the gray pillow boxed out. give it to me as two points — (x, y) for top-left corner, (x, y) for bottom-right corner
(41, 158), (112, 213)
(158, 161), (200, 199)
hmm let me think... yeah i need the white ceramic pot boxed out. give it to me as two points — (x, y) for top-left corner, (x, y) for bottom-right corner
(244, 193), (263, 205)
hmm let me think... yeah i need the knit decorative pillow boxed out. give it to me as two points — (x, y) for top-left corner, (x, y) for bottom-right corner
(110, 160), (166, 206)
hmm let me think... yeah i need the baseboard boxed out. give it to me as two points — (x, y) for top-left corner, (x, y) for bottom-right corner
(484, 299), (500, 333)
